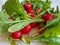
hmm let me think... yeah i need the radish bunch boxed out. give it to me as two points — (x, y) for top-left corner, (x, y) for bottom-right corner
(11, 2), (53, 39)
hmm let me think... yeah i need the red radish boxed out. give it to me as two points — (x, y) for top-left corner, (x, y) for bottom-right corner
(25, 6), (36, 17)
(26, 8), (34, 14)
(22, 24), (32, 34)
(24, 2), (36, 18)
(24, 2), (32, 10)
(26, 8), (36, 17)
(27, 9), (36, 18)
(11, 30), (22, 39)
(36, 7), (41, 13)
(42, 13), (53, 22)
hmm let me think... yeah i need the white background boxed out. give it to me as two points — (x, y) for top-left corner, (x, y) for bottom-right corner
(0, 0), (60, 45)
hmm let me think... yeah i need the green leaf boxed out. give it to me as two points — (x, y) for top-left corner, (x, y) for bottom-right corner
(44, 0), (51, 10)
(8, 20), (31, 32)
(56, 6), (59, 13)
(33, 1), (44, 10)
(0, 10), (11, 33)
(37, 36), (60, 44)
(46, 18), (60, 27)
(38, 10), (46, 16)
(2, 3), (15, 15)
(32, 19), (60, 44)
(2, 0), (30, 19)
(0, 10), (9, 21)
(50, 7), (54, 13)
(0, 24), (9, 33)
(39, 23), (60, 44)
(43, 25), (60, 38)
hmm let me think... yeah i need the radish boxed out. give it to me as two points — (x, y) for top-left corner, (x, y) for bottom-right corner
(22, 24), (32, 34)
(11, 30), (22, 39)
(42, 13), (53, 22)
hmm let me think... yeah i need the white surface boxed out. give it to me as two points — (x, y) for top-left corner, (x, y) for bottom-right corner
(0, 40), (46, 45)
(0, 0), (60, 45)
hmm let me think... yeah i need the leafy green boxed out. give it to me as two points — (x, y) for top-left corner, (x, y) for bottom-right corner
(32, 0), (51, 11)
(32, 20), (60, 44)
(0, 24), (9, 33)
(50, 7), (54, 13)
(2, 1), (15, 15)
(46, 18), (60, 27)
(44, 0), (51, 10)
(33, 1), (44, 10)
(44, 24), (60, 38)
(36, 10), (47, 17)
(55, 6), (59, 13)
(2, 0), (30, 20)
(37, 36), (60, 44)
(0, 10), (11, 33)
(8, 20), (31, 32)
